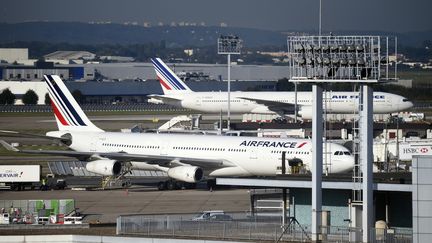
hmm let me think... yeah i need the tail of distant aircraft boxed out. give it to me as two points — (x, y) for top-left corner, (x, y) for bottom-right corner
(151, 58), (192, 95)
(43, 75), (103, 132)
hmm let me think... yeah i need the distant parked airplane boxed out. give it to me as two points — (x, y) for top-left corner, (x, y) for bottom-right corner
(148, 58), (413, 119)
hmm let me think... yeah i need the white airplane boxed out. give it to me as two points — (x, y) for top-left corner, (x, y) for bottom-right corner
(0, 75), (355, 189)
(148, 58), (414, 119)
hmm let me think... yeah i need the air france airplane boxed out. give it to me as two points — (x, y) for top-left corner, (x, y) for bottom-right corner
(0, 75), (354, 187)
(148, 58), (414, 119)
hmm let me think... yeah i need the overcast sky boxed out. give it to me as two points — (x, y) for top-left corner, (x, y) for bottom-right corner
(1, 0), (431, 32)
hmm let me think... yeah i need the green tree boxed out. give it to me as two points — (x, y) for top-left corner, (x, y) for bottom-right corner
(44, 93), (51, 105)
(275, 78), (294, 91)
(0, 88), (16, 104)
(22, 89), (38, 105)
(72, 90), (84, 104)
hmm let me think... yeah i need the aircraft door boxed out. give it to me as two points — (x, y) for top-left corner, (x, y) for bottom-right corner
(249, 149), (257, 159)
(160, 143), (168, 155)
(90, 137), (98, 152)
(195, 96), (202, 107)
(243, 98), (249, 107)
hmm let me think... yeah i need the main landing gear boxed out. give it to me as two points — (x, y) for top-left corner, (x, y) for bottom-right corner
(157, 179), (197, 190)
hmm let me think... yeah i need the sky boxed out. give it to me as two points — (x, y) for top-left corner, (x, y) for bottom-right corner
(1, 0), (431, 33)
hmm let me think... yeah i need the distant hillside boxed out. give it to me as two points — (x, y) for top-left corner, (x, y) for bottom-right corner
(0, 22), (287, 47)
(0, 22), (430, 47)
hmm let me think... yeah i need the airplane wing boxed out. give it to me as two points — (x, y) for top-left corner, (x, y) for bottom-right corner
(0, 140), (234, 170)
(0, 130), (71, 142)
(147, 94), (182, 102)
(238, 97), (298, 114)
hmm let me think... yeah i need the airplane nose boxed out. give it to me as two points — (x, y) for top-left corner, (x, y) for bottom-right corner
(406, 101), (414, 109)
(348, 156), (355, 172)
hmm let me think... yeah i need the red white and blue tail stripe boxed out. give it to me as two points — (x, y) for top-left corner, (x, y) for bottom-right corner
(151, 58), (192, 94)
(44, 75), (103, 132)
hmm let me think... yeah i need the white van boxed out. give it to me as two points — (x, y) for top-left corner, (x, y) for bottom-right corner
(0, 213), (10, 224)
(192, 210), (224, 221)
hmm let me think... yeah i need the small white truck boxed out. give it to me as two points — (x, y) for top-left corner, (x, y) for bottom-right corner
(0, 165), (41, 190)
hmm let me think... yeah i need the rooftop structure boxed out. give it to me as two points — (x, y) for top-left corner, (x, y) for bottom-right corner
(287, 36), (397, 82)
(44, 51), (96, 61)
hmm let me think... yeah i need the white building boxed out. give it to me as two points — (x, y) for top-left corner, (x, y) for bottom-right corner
(0, 48), (32, 64)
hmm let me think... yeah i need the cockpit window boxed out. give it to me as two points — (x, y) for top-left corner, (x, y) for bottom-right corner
(334, 151), (351, 155)
(402, 98), (409, 102)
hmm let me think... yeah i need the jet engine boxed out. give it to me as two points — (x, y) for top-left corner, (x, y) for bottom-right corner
(167, 166), (203, 183)
(250, 106), (273, 114)
(85, 159), (122, 176)
(297, 106), (312, 120)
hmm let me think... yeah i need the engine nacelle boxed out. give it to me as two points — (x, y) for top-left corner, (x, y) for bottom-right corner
(298, 106), (312, 120)
(167, 166), (203, 183)
(85, 159), (122, 176)
(250, 105), (273, 114)
(147, 97), (164, 104)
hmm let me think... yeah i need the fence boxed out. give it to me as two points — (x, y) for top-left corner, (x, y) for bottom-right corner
(0, 104), (187, 113)
(369, 227), (412, 243)
(116, 214), (309, 242)
(117, 214), (413, 243)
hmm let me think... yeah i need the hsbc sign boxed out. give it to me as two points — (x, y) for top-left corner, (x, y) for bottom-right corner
(402, 147), (430, 155)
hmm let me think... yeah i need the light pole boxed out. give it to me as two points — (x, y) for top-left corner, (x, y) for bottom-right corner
(218, 35), (242, 130)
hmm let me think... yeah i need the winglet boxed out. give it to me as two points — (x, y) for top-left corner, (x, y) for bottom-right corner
(0, 140), (20, 152)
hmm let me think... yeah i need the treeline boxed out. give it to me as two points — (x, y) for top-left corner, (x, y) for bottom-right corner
(0, 41), (279, 64)
(0, 88), (40, 105)
(399, 40), (432, 62)
(2, 40), (431, 65)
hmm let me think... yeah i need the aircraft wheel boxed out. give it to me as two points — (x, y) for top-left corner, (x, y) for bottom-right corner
(167, 180), (176, 190)
(157, 181), (167, 191)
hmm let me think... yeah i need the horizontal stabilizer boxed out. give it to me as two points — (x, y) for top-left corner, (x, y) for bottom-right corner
(0, 130), (71, 142)
(0, 140), (19, 152)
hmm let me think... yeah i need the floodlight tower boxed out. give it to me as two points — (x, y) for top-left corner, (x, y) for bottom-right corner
(218, 35), (242, 130)
(287, 35), (397, 242)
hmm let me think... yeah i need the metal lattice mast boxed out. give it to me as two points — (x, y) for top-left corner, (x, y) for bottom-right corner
(217, 35), (242, 131)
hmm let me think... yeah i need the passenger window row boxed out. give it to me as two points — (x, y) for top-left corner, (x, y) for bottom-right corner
(173, 147), (225, 151)
(270, 150), (310, 154)
(102, 143), (159, 149)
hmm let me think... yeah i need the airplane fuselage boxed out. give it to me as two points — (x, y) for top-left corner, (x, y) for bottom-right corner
(67, 131), (354, 175)
(155, 91), (412, 116)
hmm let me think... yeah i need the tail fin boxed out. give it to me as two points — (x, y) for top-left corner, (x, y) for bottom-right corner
(151, 58), (192, 95)
(43, 75), (103, 132)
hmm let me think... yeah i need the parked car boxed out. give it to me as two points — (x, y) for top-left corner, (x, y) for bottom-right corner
(192, 210), (225, 221)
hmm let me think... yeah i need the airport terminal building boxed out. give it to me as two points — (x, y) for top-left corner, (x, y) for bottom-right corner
(0, 59), (283, 104)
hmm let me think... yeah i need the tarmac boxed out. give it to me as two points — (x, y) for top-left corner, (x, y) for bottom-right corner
(0, 186), (251, 223)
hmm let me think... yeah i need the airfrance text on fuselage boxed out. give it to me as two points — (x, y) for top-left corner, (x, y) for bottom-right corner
(239, 140), (305, 148)
(331, 95), (385, 100)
